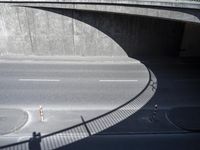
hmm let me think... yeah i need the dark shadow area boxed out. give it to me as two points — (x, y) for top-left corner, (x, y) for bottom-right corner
(28, 132), (41, 150)
(168, 106), (200, 131)
(56, 57), (200, 150)
(102, 56), (200, 131)
(57, 133), (200, 150)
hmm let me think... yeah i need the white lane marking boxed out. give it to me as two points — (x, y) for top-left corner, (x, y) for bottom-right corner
(99, 79), (138, 82)
(18, 79), (60, 82)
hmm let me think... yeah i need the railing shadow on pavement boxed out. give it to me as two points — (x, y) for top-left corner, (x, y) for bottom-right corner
(0, 69), (157, 150)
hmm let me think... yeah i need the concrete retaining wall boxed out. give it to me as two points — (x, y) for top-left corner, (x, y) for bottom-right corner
(0, 4), (185, 57)
(0, 5), (125, 56)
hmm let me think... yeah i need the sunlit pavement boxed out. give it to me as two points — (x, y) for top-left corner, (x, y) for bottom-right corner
(0, 57), (150, 146)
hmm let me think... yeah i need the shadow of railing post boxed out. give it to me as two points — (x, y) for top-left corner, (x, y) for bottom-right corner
(0, 69), (156, 150)
(29, 132), (41, 150)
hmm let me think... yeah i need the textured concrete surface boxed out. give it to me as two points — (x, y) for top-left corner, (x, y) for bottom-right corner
(1, 0), (200, 10)
(0, 4), (125, 56)
(0, 0), (200, 58)
(0, 5), (185, 57)
(3, 1), (200, 23)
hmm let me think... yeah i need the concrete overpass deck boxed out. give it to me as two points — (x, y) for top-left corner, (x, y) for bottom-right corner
(1, 0), (199, 23)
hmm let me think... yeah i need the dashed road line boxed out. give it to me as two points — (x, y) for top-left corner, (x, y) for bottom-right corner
(18, 79), (60, 82)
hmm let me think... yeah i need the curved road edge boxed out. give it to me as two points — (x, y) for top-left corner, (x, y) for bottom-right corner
(0, 63), (157, 150)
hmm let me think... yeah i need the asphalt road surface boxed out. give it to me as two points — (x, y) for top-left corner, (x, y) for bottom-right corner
(0, 59), (149, 146)
(1, 57), (200, 150)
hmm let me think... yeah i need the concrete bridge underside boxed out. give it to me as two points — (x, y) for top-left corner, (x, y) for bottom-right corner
(0, 1), (200, 58)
